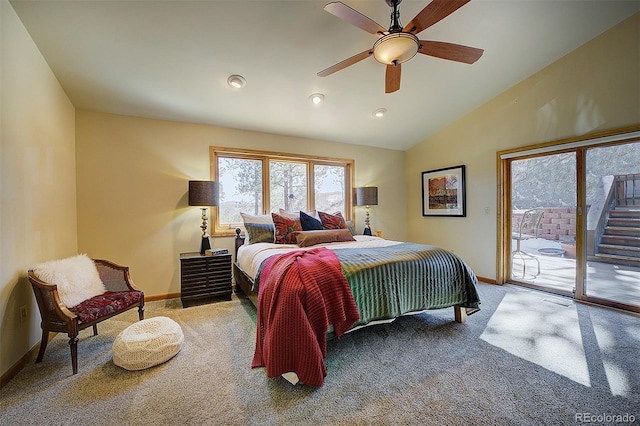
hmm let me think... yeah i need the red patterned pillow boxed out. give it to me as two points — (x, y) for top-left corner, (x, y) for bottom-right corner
(318, 211), (348, 230)
(271, 213), (302, 244)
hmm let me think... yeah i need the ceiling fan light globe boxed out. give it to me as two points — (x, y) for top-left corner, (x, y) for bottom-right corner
(373, 32), (419, 65)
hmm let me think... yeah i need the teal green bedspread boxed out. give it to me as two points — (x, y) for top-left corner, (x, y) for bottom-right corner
(253, 242), (480, 328)
(332, 242), (480, 327)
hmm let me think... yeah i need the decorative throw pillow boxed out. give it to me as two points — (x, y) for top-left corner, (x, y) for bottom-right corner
(240, 212), (273, 244)
(295, 229), (356, 247)
(345, 220), (357, 236)
(32, 254), (106, 308)
(318, 211), (348, 230)
(300, 211), (324, 231)
(244, 222), (275, 245)
(272, 213), (302, 244)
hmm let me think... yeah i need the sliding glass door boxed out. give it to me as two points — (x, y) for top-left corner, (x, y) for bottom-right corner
(581, 143), (640, 308)
(499, 129), (640, 313)
(509, 152), (577, 296)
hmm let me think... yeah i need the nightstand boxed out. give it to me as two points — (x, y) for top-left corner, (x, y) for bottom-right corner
(180, 252), (232, 307)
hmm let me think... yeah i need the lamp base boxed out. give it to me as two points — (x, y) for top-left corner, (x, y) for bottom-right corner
(363, 227), (372, 236)
(200, 236), (211, 255)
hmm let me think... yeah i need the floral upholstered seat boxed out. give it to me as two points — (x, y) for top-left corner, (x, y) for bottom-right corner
(69, 291), (144, 324)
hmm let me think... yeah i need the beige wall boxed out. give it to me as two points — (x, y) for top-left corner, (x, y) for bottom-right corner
(405, 13), (640, 279)
(1, 2), (77, 377)
(75, 111), (407, 298)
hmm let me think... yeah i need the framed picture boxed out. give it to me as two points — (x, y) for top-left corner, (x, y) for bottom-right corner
(421, 165), (466, 217)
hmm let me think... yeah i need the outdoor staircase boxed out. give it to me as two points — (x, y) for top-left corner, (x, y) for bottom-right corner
(594, 207), (640, 267)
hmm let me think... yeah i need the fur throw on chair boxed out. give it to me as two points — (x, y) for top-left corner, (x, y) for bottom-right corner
(32, 254), (106, 308)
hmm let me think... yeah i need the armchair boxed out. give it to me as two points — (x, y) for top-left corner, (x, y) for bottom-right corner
(28, 258), (144, 374)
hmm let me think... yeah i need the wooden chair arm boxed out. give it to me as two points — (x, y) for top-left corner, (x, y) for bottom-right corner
(93, 259), (140, 292)
(27, 271), (78, 324)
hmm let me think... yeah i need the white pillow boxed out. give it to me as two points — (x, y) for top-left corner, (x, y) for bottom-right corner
(33, 254), (107, 308)
(240, 212), (273, 224)
(278, 208), (319, 219)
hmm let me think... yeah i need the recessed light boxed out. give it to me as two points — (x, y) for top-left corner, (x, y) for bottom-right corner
(374, 108), (387, 118)
(227, 75), (246, 89)
(309, 93), (324, 105)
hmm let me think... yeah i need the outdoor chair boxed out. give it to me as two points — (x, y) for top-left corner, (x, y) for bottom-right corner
(512, 208), (545, 279)
(28, 257), (144, 374)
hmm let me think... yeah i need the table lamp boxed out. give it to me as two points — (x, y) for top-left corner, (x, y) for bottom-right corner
(188, 180), (219, 254)
(355, 186), (378, 236)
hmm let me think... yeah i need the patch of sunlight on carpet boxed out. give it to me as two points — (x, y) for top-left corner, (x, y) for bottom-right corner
(479, 291), (590, 386)
(602, 362), (631, 397)
(594, 322), (634, 397)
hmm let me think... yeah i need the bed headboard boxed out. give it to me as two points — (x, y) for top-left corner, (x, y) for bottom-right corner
(234, 228), (245, 257)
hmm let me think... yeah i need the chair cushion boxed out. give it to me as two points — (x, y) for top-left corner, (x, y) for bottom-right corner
(69, 291), (144, 324)
(112, 316), (184, 371)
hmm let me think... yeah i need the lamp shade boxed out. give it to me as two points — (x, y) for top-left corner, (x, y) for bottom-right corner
(188, 181), (219, 206)
(355, 187), (378, 206)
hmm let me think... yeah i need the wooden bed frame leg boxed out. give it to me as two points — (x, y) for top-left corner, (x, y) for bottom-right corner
(454, 306), (467, 323)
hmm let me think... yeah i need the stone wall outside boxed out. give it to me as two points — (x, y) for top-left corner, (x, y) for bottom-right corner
(513, 207), (577, 244)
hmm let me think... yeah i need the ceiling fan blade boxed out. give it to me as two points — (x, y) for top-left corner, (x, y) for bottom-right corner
(385, 63), (401, 94)
(324, 1), (387, 36)
(317, 49), (373, 77)
(418, 40), (483, 64)
(403, 0), (471, 35)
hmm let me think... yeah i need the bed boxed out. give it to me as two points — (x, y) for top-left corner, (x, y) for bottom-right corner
(232, 225), (481, 386)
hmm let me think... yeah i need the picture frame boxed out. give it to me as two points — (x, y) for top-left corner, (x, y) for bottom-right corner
(421, 165), (466, 217)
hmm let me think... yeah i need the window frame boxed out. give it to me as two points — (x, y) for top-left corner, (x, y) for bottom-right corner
(210, 146), (354, 236)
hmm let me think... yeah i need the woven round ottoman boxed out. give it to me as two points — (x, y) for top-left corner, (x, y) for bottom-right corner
(113, 316), (183, 371)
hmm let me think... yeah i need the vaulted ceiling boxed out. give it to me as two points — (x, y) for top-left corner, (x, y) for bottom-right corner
(10, 0), (639, 150)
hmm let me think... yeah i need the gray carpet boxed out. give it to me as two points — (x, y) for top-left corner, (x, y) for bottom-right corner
(1, 283), (638, 425)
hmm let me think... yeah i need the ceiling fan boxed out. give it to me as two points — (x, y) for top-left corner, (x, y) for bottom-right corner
(317, 0), (484, 93)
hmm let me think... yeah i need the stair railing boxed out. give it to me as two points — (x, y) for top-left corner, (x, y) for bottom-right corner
(615, 173), (640, 206)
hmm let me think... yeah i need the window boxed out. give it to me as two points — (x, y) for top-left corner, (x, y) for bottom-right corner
(314, 164), (346, 213)
(211, 147), (354, 234)
(269, 160), (307, 212)
(217, 157), (262, 223)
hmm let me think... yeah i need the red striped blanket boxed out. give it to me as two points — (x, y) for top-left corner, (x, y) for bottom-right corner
(251, 247), (360, 387)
